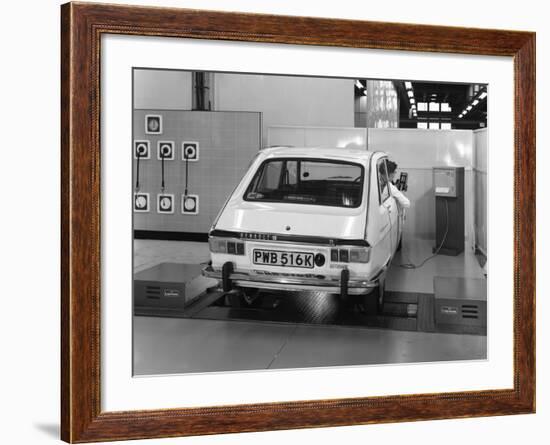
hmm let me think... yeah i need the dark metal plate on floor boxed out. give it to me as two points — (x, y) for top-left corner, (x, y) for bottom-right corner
(179, 289), (426, 333)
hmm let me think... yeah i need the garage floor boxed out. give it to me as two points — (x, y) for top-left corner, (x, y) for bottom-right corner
(133, 237), (487, 376)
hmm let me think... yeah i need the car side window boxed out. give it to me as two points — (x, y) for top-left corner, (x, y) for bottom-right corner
(257, 160), (283, 191)
(377, 158), (391, 204)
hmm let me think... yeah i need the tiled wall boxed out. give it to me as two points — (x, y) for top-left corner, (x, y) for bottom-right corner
(133, 110), (261, 233)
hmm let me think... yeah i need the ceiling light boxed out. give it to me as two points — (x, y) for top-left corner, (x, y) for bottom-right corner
(479, 92), (487, 100)
(407, 90), (414, 98)
(472, 99), (479, 106)
(410, 98), (416, 105)
(467, 105), (472, 111)
(405, 81), (412, 89)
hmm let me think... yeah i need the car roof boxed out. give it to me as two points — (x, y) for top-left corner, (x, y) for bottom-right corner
(260, 146), (380, 163)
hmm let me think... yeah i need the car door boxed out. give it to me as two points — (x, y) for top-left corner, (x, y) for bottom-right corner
(376, 158), (398, 264)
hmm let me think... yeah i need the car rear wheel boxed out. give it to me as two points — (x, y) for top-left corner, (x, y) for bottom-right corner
(397, 234), (403, 251)
(363, 278), (385, 315)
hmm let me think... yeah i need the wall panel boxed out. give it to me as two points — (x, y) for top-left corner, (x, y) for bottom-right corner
(134, 69), (192, 110)
(368, 128), (476, 243)
(133, 110), (261, 234)
(215, 74), (354, 147)
(267, 126), (367, 149)
(474, 128), (488, 255)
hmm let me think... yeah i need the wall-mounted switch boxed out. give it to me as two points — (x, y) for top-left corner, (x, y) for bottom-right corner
(157, 194), (175, 214)
(181, 194), (199, 215)
(134, 193), (150, 212)
(182, 141), (199, 162)
(134, 140), (150, 159)
(145, 114), (162, 134)
(157, 141), (175, 160)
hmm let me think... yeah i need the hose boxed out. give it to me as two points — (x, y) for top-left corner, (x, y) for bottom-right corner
(399, 199), (449, 269)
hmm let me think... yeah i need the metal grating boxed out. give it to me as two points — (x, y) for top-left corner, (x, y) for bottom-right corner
(461, 304), (479, 319)
(145, 285), (161, 299)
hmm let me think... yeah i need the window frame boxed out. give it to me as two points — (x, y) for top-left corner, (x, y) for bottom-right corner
(376, 157), (392, 205)
(243, 157), (366, 209)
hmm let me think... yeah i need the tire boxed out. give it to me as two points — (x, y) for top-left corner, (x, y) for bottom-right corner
(226, 289), (244, 308)
(376, 277), (386, 312)
(363, 278), (385, 315)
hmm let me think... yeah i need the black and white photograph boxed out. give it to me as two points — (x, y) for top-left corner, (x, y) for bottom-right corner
(132, 68), (488, 376)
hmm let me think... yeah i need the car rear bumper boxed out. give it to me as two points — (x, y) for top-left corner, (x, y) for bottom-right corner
(202, 264), (382, 295)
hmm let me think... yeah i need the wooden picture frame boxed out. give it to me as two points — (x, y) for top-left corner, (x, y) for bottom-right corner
(61, 2), (535, 442)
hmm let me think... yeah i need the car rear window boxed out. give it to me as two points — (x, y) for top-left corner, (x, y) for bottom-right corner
(244, 158), (364, 208)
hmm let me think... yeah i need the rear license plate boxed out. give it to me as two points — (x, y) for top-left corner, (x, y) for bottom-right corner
(252, 249), (314, 268)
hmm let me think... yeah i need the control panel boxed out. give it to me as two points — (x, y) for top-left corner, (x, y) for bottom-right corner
(433, 167), (457, 197)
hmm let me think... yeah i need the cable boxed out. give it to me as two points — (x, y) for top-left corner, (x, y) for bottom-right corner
(161, 153), (165, 192)
(135, 151), (141, 191)
(184, 155), (189, 196)
(399, 199), (449, 269)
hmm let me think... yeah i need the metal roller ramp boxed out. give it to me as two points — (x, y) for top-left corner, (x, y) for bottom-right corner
(134, 262), (486, 335)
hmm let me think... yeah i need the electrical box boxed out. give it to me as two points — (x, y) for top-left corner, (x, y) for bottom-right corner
(434, 276), (487, 335)
(433, 166), (464, 256)
(134, 262), (208, 315)
(434, 168), (458, 197)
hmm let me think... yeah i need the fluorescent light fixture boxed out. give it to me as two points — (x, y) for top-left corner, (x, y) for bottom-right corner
(410, 98), (416, 105)
(405, 81), (412, 89)
(473, 99), (479, 106)
(407, 90), (414, 98)
(467, 105), (473, 111)
(479, 91), (488, 100)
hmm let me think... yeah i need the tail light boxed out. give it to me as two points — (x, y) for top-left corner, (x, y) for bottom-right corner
(330, 247), (370, 264)
(209, 237), (245, 255)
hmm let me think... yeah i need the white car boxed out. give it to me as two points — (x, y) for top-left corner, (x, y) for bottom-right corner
(202, 147), (404, 313)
